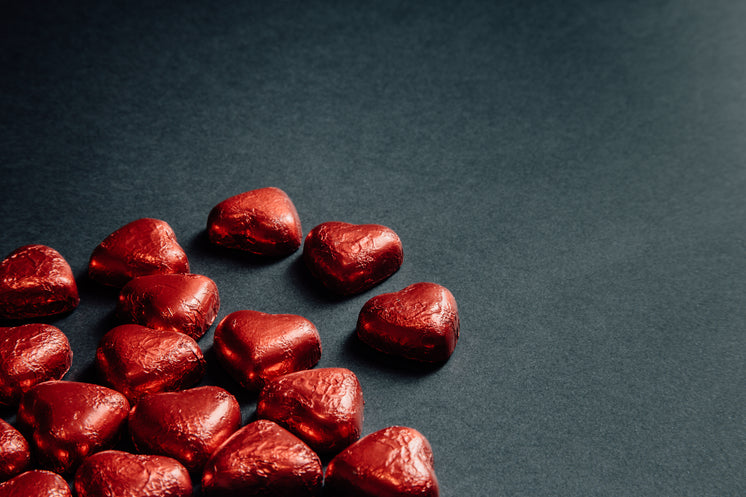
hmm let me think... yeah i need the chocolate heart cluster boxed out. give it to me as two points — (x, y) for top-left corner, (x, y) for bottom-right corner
(0, 187), (458, 496)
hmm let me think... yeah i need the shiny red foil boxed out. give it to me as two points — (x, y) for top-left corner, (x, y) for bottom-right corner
(88, 218), (190, 288)
(0, 324), (72, 406)
(357, 282), (460, 363)
(0, 470), (72, 497)
(303, 221), (403, 295)
(129, 386), (241, 473)
(117, 273), (220, 340)
(213, 310), (322, 391)
(0, 245), (79, 320)
(96, 324), (206, 403)
(201, 419), (322, 497)
(207, 187), (303, 257)
(257, 367), (363, 454)
(325, 426), (440, 497)
(0, 419), (30, 482)
(74, 450), (191, 497)
(16, 381), (130, 474)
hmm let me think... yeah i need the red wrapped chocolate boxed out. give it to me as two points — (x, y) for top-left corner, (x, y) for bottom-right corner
(0, 323), (72, 406)
(303, 221), (403, 295)
(325, 426), (440, 497)
(96, 324), (206, 403)
(213, 310), (322, 391)
(0, 245), (79, 320)
(129, 386), (241, 473)
(356, 282), (459, 363)
(201, 419), (322, 497)
(117, 273), (220, 340)
(0, 470), (71, 497)
(207, 187), (303, 256)
(16, 380), (130, 474)
(0, 419), (30, 482)
(74, 450), (191, 497)
(257, 367), (363, 454)
(88, 218), (189, 287)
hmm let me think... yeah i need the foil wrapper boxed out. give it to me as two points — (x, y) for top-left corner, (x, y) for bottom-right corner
(0, 470), (71, 497)
(88, 218), (189, 288)
(0, 323), (72, 406)
(0, 245), (79, 320)
(357, 282), (460, 362)
(0, 419), (30, 481)
(325, 426), (440, 497)
(202, 419), (322, 496)
(257, 367), (364, 454)
(207, 187), (302, 257)
(96, 324), (206, 403)
(117, 273), (219, 341)
(213, 310), (321, 391)
(74, 450), (191, 497)
(129, 386), (241, 473)
(16, 381), (130, 474)
(303, 221), (403, 295)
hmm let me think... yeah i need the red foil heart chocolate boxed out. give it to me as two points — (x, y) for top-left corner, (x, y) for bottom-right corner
(0, 470), (72, 497)
(0, 419), (30, 482)
(88, 218), (190, 288)
(207, 187), (303, 257)
(0, 323), (72, 406)
(325, 426), (440, 497)
(356, 282), (459, 363)
(303, 221), (403, 295)
(129, 386), (241, 473)
(201, 419), (322, 497)
(117, 273), (220, 340)
(74, 450), (191, 497)
(257, 367), (363, 454)
(213, 310), (322, 391)
(16, 380), (130, 474)
(0, 245), (79, 320)
(96, 324), (206, 403)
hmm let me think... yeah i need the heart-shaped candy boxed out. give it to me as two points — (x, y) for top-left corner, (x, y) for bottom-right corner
(201, 419), (322, 497)
(117, 273), (220, 340)
(16, 380), (130, 474)
(0, 470), (71, 497)
(0, 324), (72, 405)
(0, 419), (30, 482)
(0, 245), (79, 320)
(96, 324), (206, 403)
(325, 426), (440, 497)
(74, 450), (191, 497)
(207, 187), (303, 257)
(88, 218), (190, 287)
(213, 310), (322, 391)
(257, 367), (363, 454)
(129, 386), (241, 473)
(303, 221), (403, 295)
(357, 282), (459, 363)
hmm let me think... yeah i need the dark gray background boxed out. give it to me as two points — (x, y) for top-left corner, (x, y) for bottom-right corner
(1, 0), (744, 495)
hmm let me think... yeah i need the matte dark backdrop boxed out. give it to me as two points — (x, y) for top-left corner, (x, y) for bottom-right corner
(1, 1), (744, 495)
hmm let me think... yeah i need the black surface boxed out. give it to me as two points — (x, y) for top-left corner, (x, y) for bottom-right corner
(1, 1), (745, 495)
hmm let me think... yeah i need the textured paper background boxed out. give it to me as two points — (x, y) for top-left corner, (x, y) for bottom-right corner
(1, 1), (744, 495)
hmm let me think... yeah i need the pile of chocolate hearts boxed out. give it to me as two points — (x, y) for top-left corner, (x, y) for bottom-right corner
(0, 187), (460, 497)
